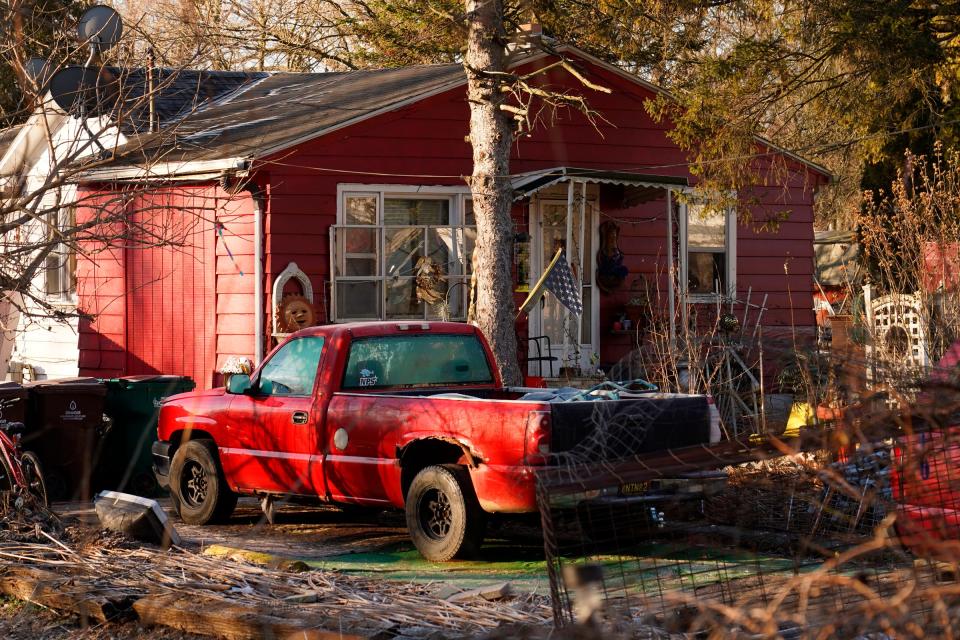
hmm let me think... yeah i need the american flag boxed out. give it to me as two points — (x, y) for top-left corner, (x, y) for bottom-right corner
(519, 249), (583, 317)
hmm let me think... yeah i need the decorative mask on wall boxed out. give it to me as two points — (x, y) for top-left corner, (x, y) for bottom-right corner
(596, 220), (628, 293)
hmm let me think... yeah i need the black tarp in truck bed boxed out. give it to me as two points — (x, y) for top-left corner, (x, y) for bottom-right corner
(548, 394), (711, 460)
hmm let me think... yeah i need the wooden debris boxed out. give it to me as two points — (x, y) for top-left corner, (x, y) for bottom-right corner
(446, 582), (513, 603)
(133, 593), (360, 640)
(0, 535), (552, 639)
(0, 565), (135, 623)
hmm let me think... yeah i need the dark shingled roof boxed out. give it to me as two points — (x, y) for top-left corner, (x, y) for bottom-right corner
(109, 67), (268, 134)
(72, 67), (267, 137)
(97, 63), (464, 168)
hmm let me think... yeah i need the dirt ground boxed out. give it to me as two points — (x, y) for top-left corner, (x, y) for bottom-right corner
(0, 497), (553, 639)
(57, 497), (552, 590)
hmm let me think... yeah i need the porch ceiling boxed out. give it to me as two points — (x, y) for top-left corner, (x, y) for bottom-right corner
(511, 166), (688, 203)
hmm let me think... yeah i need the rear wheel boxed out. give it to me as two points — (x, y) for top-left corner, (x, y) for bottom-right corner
(20, 452), (48, 508)
(0, 452), (14, 493)
(169, 440), (237, 524)
(405, 465), (485, 562)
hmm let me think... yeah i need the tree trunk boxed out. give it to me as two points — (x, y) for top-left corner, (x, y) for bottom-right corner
(464, 0), (523, 386)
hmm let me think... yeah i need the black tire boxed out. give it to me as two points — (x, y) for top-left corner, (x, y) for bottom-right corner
(20, 451), (48, 508)
(405, 464), (485, 562)
(0, 452), (13, 493)
(169, 440), (237, 524)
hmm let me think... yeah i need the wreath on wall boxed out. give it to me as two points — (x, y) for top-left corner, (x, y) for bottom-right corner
(597, 219), (628, 293)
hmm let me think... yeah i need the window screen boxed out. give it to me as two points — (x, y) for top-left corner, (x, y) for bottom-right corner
(45, 207), (77, 299)
(343, 334), (494, 389)
(258, 336), (325, 396)
(687, 204), (728, 295)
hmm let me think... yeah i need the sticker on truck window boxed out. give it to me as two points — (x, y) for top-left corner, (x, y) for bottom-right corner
(358, 368), (379, 387)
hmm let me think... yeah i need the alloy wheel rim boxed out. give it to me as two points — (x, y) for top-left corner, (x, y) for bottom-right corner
(183, 461), (208, 507)
(419, 488), (452, 540)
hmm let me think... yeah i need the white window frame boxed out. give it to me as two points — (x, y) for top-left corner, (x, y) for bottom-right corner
(332, 184), (474, 322)
(679, 199), (737, 303)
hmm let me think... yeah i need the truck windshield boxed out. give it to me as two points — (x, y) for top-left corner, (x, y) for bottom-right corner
(342, 333), (494, 390)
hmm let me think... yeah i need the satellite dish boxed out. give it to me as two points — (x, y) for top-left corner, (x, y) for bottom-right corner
(77, 5), (123, 51)
(48, 65), (116, 115)
(25, 57), (53, 89)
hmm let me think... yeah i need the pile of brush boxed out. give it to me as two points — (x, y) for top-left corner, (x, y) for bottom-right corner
(0, 491), (61, 542)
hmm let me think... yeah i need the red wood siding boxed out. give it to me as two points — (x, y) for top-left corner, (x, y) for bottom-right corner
(76, 190), (126, 378)
(214, 191), (257, 377)
(77, 186), (256, 389)
(124, 195), (216, 386)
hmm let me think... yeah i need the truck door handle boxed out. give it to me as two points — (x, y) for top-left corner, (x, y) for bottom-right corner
(292, 411), (309, 425)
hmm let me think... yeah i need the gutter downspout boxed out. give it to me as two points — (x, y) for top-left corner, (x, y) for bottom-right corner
(252, 187), (265, 365)
(235, 180), (265, 365)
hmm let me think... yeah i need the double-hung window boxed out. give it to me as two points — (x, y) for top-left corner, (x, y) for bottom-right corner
(683, 202), (736, 300)
(45, 207), (77, 303)
(332, 187), (475, 321)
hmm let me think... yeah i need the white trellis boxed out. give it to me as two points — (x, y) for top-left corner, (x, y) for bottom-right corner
(864, 285), (929, 384)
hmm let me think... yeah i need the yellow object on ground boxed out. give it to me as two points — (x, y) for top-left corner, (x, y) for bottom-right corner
(783, 402), (816, 438)
(202, 543), (310, 572)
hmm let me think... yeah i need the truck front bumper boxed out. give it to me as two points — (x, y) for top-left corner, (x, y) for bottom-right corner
(152, 440), (174, 490)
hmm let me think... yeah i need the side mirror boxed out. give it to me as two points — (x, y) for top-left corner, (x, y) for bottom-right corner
(226, 374), (253, 395)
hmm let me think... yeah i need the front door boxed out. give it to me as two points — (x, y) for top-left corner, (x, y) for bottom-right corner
(529, 198), (598, 374)
(224, 336), (326, 496)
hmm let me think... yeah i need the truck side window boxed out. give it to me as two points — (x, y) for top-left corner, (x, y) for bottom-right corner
(342, 334), (493, 389)
(258, 336), (325, 396)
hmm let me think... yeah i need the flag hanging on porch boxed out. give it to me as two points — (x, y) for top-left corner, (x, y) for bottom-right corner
(519, 248), (583, 317)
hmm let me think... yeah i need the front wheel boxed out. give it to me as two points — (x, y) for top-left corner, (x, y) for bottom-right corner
(169, 440), (237, 524)
(405, 465), (485, 562)
(20, 451), (48, 508)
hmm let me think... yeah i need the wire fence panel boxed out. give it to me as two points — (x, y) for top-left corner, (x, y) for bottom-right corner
(535, 388), (960, 638)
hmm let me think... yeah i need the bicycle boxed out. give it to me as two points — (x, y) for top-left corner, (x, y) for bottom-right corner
(0, 422), (49, 507)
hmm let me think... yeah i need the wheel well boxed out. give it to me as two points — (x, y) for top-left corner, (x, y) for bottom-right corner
(169, 429), (216, 453)
(399, 439), (472, 500)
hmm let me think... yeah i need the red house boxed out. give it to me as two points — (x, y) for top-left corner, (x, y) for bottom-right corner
(74, 46), (830, 388)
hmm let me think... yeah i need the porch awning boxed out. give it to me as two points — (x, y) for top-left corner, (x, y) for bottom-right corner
(511, 166), (688, 203)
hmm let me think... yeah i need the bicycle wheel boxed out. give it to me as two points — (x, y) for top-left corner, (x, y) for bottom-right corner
(20, 451), (49, 507)
(0, 450), (13, 493)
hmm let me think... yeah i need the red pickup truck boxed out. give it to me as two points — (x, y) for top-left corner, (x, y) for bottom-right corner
(153, 322), (715, 561)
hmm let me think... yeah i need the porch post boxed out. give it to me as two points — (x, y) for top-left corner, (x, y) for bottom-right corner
(666, 189), (676, 348)
(562, 180), (574, 370)
(576, 180), (586, 368)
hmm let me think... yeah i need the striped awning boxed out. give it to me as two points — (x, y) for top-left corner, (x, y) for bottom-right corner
(511, 166), (688, 202)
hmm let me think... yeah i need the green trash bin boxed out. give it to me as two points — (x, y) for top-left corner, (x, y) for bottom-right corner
(100, 375), (195, 496)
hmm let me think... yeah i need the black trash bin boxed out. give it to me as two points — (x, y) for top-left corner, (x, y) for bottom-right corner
(100, 375), (195, 496)
(24, 377), (108, 501)
(0, 382), (27, 429)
